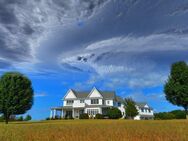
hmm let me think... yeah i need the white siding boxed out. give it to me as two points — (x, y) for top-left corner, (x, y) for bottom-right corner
(73, 100), (85, 108)
(118, 104), (125, 118)
(88, 88), (103, 98)
(105, 100), (113, 106)
(64, 90), (76, 99)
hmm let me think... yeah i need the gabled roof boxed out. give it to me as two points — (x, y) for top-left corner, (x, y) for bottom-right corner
(73, 91), (90, 98)
(136, 102), (153, 109)
(69, 88), (116, 99)
(99, 91), (116, 99)
(115, 96), (124, 102)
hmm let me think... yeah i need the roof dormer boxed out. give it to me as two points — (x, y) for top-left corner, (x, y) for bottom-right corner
(63, 89), (77, 100)
(87, 87), (103, 98)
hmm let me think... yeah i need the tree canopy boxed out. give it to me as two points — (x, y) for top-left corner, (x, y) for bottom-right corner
(164, 61), (188, 119)
(0, 72), (34, 123)
(124, 98), (138, 119)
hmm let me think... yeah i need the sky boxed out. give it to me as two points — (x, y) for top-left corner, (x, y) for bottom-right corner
(0, 0), (188, 120)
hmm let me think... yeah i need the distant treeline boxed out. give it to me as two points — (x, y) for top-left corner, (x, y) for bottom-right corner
(0, 115), (32, 122)
(154, 110), (186, 120)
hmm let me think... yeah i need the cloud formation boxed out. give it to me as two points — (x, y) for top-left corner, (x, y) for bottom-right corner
(1, 0), (188, 90)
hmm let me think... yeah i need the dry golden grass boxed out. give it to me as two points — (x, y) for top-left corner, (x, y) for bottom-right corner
(0, 120), (188, 141)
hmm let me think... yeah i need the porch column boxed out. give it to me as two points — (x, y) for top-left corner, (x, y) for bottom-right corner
(53, 109), (56, 119)
(61, 109), (64, 119)
(50, 109), (53, 119)
(72, 108), (75, 118)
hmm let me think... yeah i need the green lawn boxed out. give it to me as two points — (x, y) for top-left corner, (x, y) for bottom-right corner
(0, 120), (188, 141)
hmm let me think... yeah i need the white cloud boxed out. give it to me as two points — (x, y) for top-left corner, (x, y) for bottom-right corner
(34, 92), (47, 98)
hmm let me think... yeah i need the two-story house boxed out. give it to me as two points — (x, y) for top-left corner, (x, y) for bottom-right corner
(134, 102), (154, 120)
(50, 87), (125, 119)
(50, 87), (154, 120)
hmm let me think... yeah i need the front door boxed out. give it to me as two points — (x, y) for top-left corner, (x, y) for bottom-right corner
(79, 110), (84, 115)
(65, 110), (72, 118)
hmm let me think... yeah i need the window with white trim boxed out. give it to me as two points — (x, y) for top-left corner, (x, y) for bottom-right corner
(107, 100), (110, 104)
(66, 100), (74, 105)
(141, 108), (144, 112)
(91, 99), (99, 104)
(87, 109), (99, 115)
(80, 100), (84, 103)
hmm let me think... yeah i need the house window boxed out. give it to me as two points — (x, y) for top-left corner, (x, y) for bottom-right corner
(91, 99), (99, 104)
(67, 100), (74, 105)
(80, 100), (84, 103)
(117, 102), (121, 107)
(107, 101), (110, 104)
(141, 108), (144, 112)
(87, 109), (99, 115)
(148, 109), (151, 113)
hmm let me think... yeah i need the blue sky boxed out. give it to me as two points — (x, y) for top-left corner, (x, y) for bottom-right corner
(1, 0), (188, 120)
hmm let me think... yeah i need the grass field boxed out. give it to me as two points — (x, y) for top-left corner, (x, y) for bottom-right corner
(0, 120), (188, 141)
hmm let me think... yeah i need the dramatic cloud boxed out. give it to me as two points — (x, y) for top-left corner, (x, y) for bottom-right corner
(0, 0), (108, 69)
(1, 0), (188, 89)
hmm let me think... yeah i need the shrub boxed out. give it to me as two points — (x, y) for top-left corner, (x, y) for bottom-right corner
(24, 115), (32, 121)
(64, 114), (73, 120)
(95, 114), (104, 119)
(46, 117), (50, 120)
(107, 107), (122, 119)
(79, 113), (89, 119)
(17, 116), (23, 121)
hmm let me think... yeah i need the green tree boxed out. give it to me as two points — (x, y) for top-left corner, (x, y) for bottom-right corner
(24, 115), (32, 121)
(124, 98), (138, 119)
(170, 110), (186, 119)
(154, 112), (175, 120)
(107, 107), (122, 119)
(0, 72), (34, 124)
(17, 116), (23, 121)
(164, 61), (188, 119)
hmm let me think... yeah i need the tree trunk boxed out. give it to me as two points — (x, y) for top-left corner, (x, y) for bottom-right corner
(185, 107), (188, 119)
(5, 114), (9, 124)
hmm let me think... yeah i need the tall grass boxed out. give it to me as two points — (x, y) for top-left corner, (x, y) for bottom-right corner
(0, 120), (187, 141)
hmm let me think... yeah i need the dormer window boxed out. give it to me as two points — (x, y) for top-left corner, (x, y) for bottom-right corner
(117, 102), (121, 107)
(141, 108), (144, 112)
(80, 100), (84, 103)
(67, 100), (74, 105)
(148, 109), (151, 113)
(91, 99), (99, 104)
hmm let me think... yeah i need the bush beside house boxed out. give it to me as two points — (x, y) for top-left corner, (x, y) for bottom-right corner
(95, 114), (104, 119)
(107, 107), (122, 119)
(79, 113), (89, 119)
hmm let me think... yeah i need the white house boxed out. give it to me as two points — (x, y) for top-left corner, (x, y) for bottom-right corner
(50, 87), (154, 120)
(134, 102), (154, 120)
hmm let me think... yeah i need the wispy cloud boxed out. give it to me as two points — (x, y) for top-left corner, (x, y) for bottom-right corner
(34, 92), (47, 98)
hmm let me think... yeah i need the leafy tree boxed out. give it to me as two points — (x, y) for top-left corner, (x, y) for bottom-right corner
(164, 61), (188, 119)
(17, 116), (23, 121)
(124, 98), (138, 119)
(0, 115), (4, 122)
(24, 115), (32, 121)
(154, 112), (175, 120)
(0, 72), (34, 124)
(170, 110), (186, 119)
(107, 107), (122, 119)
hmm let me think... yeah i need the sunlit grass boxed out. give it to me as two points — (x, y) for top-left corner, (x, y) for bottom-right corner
(0, 120), (187, 141)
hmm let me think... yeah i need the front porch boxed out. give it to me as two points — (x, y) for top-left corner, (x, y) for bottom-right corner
(50, 107), (84, 119)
